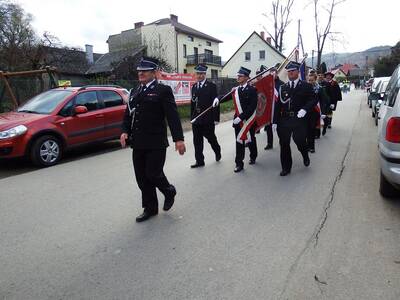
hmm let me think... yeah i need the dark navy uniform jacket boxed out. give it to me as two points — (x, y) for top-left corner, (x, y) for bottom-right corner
(273, 80), (317, 124)
(121, 80), (184, 149)
(191, 80), (220, 124)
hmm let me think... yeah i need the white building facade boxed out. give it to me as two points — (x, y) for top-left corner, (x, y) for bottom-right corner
(222, 32), (286, 78)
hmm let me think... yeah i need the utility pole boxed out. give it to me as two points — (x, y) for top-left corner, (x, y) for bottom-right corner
(312, 50), (315, 69)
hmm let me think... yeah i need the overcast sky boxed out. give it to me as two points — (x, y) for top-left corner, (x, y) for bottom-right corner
(16, 0), (400, 61)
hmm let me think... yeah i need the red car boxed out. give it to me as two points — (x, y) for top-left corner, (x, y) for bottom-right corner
(0, 85), (129, 167)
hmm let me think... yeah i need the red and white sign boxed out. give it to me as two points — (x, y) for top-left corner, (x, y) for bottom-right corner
(157, 72), (196, 105)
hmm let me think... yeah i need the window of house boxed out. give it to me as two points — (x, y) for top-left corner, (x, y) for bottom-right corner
(259, 50), (265, 60)
(245, 52), (251, 61)
(206, 41), (212, 46)
(183, 44), (187, 58)
(188, 36), (194, 42)
(211, 69), (218, 79)
(183, 69), (187, 74)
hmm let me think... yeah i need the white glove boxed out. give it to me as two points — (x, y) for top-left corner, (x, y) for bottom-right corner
(212, 97), (219, 107)
(297, 109), (307, 118)
(321, 114), (326, 119)
(330, 104), (335, 109)
(272, 124), (277, 132)
(233, 117), (242, 125)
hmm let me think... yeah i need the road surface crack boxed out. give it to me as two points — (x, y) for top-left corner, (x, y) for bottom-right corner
(278, 96), (362, 299)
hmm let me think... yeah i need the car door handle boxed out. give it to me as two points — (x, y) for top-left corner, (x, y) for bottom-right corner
(95, 114), (104, 118)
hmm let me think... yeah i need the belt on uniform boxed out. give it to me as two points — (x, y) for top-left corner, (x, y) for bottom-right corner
(281, 111), (296, 117)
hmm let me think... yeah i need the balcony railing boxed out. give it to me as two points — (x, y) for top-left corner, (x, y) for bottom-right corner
(186, 54), (222, 66)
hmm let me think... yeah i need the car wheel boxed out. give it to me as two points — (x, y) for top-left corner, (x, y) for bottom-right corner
(30, 135), (63, 167)
(380, 171), (399, 198)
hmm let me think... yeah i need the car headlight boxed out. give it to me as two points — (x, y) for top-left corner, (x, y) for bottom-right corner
(0, 125), (28, 140)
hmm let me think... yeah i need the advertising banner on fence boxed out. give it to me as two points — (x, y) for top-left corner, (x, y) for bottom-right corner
(157, 72), (196, 105)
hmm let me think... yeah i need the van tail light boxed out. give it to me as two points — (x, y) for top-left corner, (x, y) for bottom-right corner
(386, 117), (400, 143)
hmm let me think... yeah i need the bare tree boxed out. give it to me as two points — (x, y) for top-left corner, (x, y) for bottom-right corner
(313, 0), (345, 69)
(262, 0), (295, 52)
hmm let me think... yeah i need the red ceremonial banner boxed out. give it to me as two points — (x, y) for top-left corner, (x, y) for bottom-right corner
(157, 72), (196, 105)
(254, 73), (275, 131)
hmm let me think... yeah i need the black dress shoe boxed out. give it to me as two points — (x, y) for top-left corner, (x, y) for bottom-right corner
(249, 159), (256, 165)
(280, 170), (291, 176)
(215, 152), (222, 162)
(303, 156), (310, 167)
(309, 148), (315, 153)
(328, 125), (332, 129)
(190, 162), (205, 168)
(163, 185), (176, 211)
(322, 128), (327, 136)
(264, 144), (273, 150)
(136, 210), (158, 222)
(234, 165), (244, 173)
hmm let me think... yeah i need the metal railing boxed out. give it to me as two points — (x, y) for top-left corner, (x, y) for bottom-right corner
(186, 54), (222, 66)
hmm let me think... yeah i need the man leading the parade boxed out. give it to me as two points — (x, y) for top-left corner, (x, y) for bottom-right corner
(120, 57), (186, 222)
(190, 64), (221, 168)
(273, 61), (317, 176)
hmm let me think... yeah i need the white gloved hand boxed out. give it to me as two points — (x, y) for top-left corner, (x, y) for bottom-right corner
(330, 104), (335, 109)
(212, 97), (219, 107)
(297, 109), (307, 118)
(233, 117), (242, 125)
(321, 114), (326, 119)
(272, 124), (277, 132)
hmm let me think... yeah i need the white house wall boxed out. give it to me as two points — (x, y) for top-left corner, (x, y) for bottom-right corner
(176, 32), (220, 75)
(222, 33), (285, 78)
(140, 24), (177, 71)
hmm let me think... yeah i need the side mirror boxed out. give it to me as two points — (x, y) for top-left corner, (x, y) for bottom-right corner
(74, 105), (88, 115)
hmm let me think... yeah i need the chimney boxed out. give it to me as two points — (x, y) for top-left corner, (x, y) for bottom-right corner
(135, 22), (144, 29)
(266, 37), (272, 45)
(85, 44), (94, 64)
(260, 31), (265, 40)
(170, 14), (178, 23)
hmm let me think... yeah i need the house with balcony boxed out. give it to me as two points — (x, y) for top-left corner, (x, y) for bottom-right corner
(102, 14), (223, 78)
(222, 31), (285, 78)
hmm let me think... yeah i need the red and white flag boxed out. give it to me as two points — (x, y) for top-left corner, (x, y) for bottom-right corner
(254, 72), (275, 131)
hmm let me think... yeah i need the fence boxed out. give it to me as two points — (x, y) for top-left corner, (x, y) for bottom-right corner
(0, 76), (237, 113)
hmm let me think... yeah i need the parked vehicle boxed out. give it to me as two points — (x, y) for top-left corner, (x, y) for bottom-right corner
(368, 77), (390, 108)
(377, 65), (400, 197)
(372, 78), (390, 119)
(0, 86), (129, 167)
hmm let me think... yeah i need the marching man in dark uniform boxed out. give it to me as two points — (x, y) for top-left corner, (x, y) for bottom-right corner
(120, 57), (186, 222)
(273, 61), (317, 176)
(220, 67), (258, 173)
(190, 64), (221, 168)
(324, 71), (342, 128)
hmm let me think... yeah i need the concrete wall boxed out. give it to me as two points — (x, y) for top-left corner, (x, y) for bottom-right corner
(222, 33), (285, 78)
(108, 29), (142, 52)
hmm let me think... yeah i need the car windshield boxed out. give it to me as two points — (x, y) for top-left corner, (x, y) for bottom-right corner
(18, 90), (72, 114)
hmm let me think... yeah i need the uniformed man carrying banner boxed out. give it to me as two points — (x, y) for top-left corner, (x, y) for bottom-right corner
(220, 67), (258, 173)
(120, 57), (186, 222)
(190, 64), (221, 168)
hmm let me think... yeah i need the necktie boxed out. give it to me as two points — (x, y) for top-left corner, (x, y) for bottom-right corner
(198, 82), (202, 89)
(291, 81), (294, 89)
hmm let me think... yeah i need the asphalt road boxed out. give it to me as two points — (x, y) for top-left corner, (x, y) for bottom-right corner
(1, 90), (399, 300)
